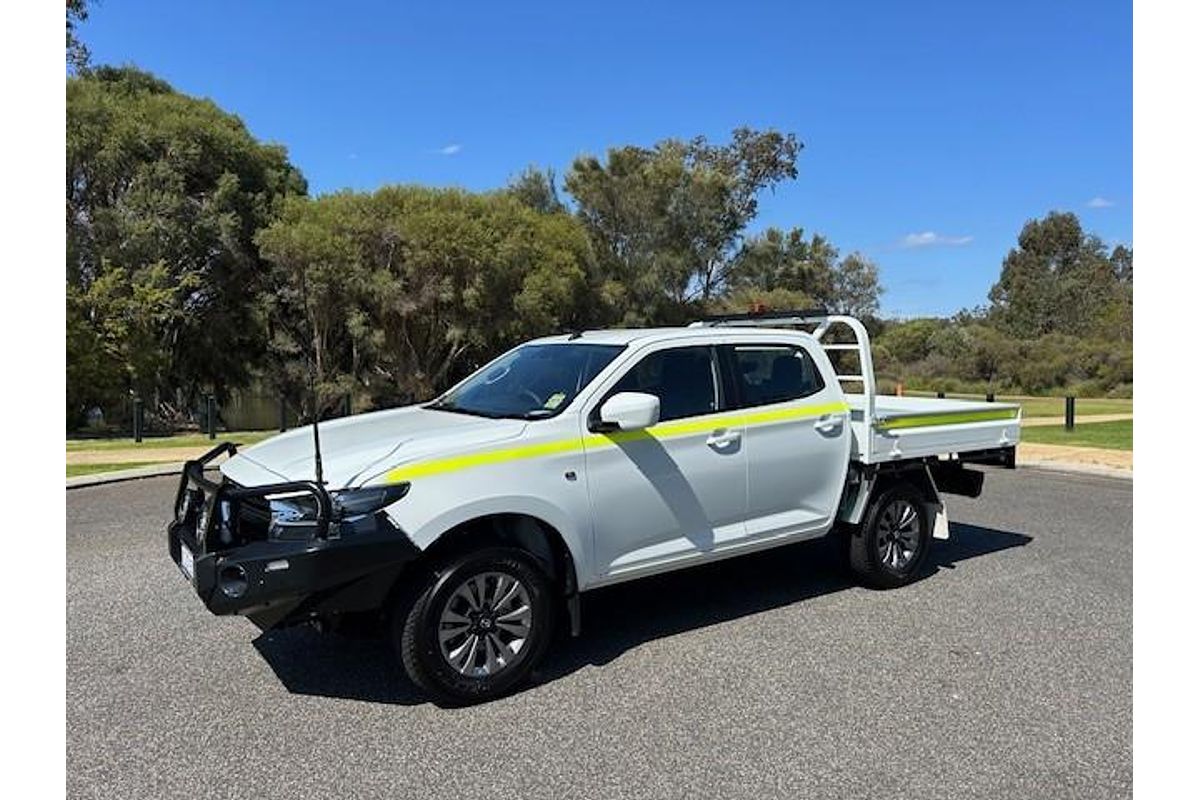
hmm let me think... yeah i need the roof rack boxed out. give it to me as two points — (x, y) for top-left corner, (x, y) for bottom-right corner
(688, 308), (830, 327)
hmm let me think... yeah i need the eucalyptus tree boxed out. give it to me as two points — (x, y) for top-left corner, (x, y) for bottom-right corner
(564, 128), (801, 324)
(66, 66), (306, 426)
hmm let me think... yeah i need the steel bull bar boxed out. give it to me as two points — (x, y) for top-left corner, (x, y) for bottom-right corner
(166, 442), (421, 629)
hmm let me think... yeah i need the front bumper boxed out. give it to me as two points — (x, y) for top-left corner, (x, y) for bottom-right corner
(167, 444), (421, 629)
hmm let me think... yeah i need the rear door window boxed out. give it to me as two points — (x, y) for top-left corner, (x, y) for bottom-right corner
(727, 344), (825, 408)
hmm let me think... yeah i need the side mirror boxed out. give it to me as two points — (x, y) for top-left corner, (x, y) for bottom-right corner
(597, 392), (660, 431)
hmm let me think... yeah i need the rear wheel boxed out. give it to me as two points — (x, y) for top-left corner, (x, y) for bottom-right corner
(848, 482), (932, 588)
(393, 547), (554, 704)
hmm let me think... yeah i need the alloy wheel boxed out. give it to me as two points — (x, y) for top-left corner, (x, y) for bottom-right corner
(437, 571), (533, 678)
(875, 498), (922, 571)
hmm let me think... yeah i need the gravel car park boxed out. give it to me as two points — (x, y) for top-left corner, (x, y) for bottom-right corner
(68, 467), (1130, 800)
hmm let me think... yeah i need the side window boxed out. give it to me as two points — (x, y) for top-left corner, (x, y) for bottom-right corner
(607, 346), (718, 422)
(729, 345), (825, 407)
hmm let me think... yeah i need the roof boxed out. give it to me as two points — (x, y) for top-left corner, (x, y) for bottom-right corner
(528, 326), (817, 347)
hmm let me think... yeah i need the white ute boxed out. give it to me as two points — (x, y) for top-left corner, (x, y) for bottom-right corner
(175, 311), (1020, 703)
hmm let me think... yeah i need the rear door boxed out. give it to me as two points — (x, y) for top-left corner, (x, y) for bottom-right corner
(721, 340), (851, 539)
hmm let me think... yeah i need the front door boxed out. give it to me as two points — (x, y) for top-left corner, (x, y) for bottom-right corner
(583, 345), (748, 579)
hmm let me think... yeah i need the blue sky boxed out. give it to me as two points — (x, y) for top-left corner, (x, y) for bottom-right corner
(81, 0), (1131, 317)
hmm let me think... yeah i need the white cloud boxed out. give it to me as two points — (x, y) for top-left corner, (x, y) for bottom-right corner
(899, 231), (974, 248)
(1085, 196), (1114, 208)
(435, 143), (462, 156)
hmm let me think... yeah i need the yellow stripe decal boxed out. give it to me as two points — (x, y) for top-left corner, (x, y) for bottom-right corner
(876, 407), (1019, 431)
(383, 401), (851, 483)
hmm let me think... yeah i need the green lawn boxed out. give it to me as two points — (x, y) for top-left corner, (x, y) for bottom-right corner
(906, 392), (1132, 419)
(66, 430), (275, 452)
(1020, 419), (1132, 451)
(66, 461), (171, 478)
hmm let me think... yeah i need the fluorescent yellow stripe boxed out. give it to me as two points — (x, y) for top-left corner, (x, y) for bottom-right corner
(383, 400), (851, 484)
(741, 401), (851, 427)
(384, 438), (580, 482)
(876, 407), (1019, 431)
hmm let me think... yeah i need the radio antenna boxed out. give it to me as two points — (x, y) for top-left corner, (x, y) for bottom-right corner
(297, 262), (324, 485)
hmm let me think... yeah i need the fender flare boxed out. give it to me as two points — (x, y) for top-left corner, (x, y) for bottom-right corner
(405, 494), (591, 587)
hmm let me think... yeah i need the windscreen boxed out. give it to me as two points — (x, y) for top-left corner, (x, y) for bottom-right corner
(429, 343), (625, 420)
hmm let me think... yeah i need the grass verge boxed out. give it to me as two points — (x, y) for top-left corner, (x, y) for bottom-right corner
(66, 430), (275, 452)
(67, 461), (171, 478)
(1020, 419), (1132, 451)
(906, 392), (1131, 418)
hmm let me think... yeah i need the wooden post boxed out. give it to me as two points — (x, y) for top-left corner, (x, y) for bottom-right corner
(1065, 396), (1076, 431)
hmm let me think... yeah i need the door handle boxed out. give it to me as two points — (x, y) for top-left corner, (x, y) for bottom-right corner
(706, 429), (742, 448)
(813, 415), (844, 434)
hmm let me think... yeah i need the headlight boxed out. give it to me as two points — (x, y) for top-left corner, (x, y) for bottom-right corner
(332, 483), (411, 519)
(268, 494), (322, 540)
(268, 483), (410, 540)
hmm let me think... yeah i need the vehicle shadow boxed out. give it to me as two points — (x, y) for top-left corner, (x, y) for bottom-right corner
(251, 522), (1031, 706)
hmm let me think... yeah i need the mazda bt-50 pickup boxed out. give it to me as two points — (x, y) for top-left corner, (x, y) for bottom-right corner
(168, 311), (1020, 703)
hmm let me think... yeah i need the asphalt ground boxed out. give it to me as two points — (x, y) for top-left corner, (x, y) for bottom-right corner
(66, 468), (1131, 799)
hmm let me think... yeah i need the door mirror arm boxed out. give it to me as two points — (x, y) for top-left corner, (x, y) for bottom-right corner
(587, 418), (619, 433)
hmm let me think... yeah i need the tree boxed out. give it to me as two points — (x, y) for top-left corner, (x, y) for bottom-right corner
(67, 0), (91, 72)
(987, 211), (1123, 338)
(257, 186), (597, 410)
(726, 228), (881, 317)
(831, 252), (882, 318)
(564, 128), (801, 325)
(727, 227), (838, 303)
(506, 166), (566, 215)
(1110, 244), (1133, 283)
(875, 318), (945, 365)
(254, 193), (368, 419)
(66, 66), (306, 427)
(708, 286), (818, 317)
(875, 213), (1133, 394)
(66, 284), (124, 426)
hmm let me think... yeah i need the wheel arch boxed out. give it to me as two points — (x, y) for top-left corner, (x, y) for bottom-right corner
(420, 511), (580, 596)
(384, 494), (586, 612)
(841, 460), (943, 526)
(877, 461), (941, 506)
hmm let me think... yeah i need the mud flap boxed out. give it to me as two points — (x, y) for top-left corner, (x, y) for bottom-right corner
(933, 501), (950, 540)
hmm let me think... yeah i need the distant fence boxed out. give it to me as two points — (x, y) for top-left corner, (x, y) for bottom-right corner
(898, 388), (1133, 431)
(77, 389), (323, 438)
(222, 391), (286, 431)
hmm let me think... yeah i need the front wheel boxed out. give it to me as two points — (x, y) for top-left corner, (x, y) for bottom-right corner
(848, 483), (933, 589)
(393, 547), (554, 704)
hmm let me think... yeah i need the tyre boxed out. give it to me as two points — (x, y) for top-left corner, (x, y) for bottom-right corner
(393, 547), (554, 704)
(848, 482), (932, 589)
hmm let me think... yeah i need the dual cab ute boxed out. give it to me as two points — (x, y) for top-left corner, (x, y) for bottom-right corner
(168, 311), (1020, 703)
